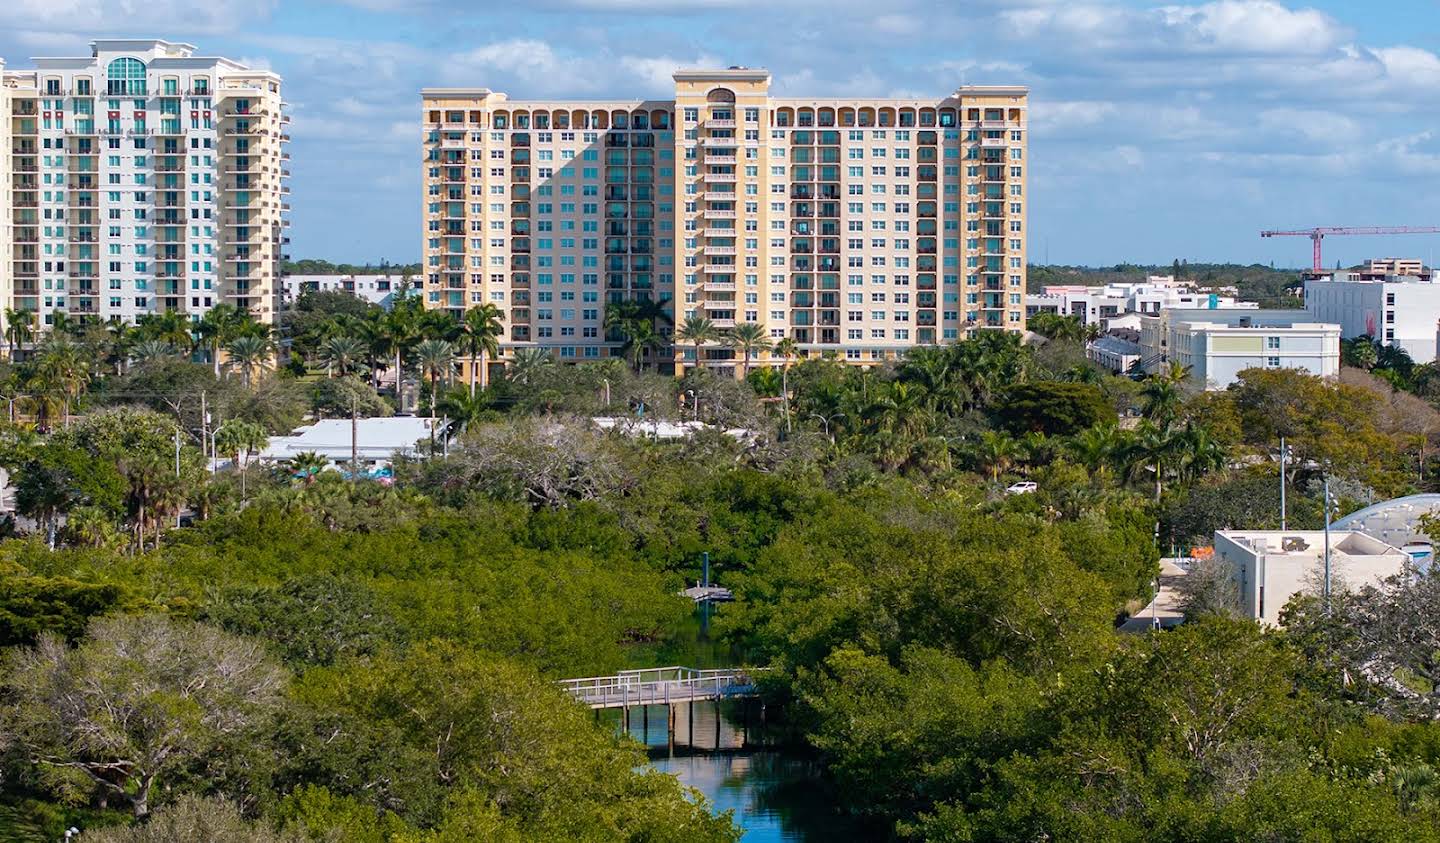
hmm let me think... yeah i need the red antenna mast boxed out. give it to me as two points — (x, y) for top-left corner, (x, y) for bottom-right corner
(1260, 226), (1440, 272)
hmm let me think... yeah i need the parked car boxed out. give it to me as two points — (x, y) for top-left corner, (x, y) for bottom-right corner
(1005, 481), (1038, 495)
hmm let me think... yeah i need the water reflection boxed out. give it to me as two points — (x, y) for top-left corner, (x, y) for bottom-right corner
(600, 702), (865, 841)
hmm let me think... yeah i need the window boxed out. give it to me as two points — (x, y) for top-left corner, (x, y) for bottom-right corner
(106, 57), (147, 96)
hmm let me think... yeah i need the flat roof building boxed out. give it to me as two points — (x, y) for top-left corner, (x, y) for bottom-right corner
(1139, 308), (1340, 389)
(1214, 529), (1409, 626)
(283, 274), (409, 309)
(1303, 259), (1440, 364)
(1, 40), (288, 333)
(1027, 279), (1257, 327)
(422, 69), (1028, 377)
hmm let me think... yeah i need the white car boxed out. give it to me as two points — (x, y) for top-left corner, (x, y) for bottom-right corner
(1005, 481), (1038, 495)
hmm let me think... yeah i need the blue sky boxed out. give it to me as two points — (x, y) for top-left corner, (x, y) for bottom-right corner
(3, 0), (1439, 268)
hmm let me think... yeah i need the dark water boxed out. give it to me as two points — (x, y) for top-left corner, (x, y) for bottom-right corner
(611, 603), (868, 839)
(600, 701), (866, 841)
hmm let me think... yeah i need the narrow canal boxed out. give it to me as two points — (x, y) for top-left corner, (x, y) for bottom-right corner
(597, 701), (865, 841)
(612, 606), (870, 840)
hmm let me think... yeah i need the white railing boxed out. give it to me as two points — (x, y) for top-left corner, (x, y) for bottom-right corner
(559, 666), (764, 708)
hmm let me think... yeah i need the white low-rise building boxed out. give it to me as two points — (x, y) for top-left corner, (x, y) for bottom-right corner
(260, 416), (434, 471)
(1027, 277), (1257, 328)
(283, 274), (412, 309)
(1214, 530), (1409, 626)
(1088, 333), (1143, 373)
(1304, 260), (1440, 364)
(1139, 309), (1340, 389)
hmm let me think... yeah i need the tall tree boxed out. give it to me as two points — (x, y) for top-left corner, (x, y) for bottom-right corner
(725, 322), (772, 378)
(0, 615), (284, 819)
(226, 334), (274, 388)
(4, 308), (34, 359)
(315, 335), (367, 379)
(676, 315), (719, 375)
(458, 303), (504, 396)
(774, 335), (799, 432)
(195, 303), (243, 377)
(414, 338), (456, 420)
(214, 418), (268, 497)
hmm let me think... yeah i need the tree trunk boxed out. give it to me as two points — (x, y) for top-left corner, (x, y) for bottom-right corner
(782, 363), (791, 433)
(480, 349), (490, 391)
(469, 351), (478, 397)
(394, 349), (403, 409)
(212, 345), (221, 378)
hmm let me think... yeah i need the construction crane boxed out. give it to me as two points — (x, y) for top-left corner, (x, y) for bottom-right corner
(1260, 226), (1440, 272)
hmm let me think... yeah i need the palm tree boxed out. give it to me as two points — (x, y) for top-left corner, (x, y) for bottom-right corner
(436, 386), (491, 442)
(675, 315), (719, 374)
(32, 337), (89, 428)
(214, 418), (267, 498)
(419, 308), (461, 342)
(195, 304), (242, 377)
(976, 429), (1020, 482)
(382, 304), (421, 400)
(507, 347), (554, 386)
(4, 309), (34, 359)
(1140, 364), (1190, 431)
(1173, 422), (1228, 485)
(1131, 420), (1183, 503)
(413, 338), (456, 419)
(102, 318), (136, 375)
(774, 336), (799, 432)
(458, 303), (504, 396)
(226, 334), (273, 387)
(1375, 343), (1415, 379)
(1066, 424), (1128, 485)
(285, 451), (328, 486)
(137, 310), (194, 354)
(747, 366), (782, 399)
(605, 298), (674, 373)
(48, 309), (75, 339)
(315, 335), (368, 378)
(130, 339), (177, 366)
(725, 322), (772, 378)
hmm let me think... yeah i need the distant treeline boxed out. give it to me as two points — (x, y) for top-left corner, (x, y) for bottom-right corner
(1028, 262), (1306, 308)
(283, 258), (422, 276)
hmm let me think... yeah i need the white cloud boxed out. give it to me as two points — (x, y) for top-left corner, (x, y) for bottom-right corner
(0, 0), (277, 33)
(1257, 108), (1360, 144)
(1155, 0), (1345, 55)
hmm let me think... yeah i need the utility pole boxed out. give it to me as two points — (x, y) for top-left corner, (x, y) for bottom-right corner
(1279, 436), (1287, 530)
(200, 390), (209, 472)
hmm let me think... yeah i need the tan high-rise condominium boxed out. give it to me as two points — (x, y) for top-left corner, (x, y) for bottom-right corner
(422, 68), (1027, 375)
(1, 39), (289, 334)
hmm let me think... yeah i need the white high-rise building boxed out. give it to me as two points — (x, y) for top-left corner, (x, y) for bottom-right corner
(2, 39), (289, 332)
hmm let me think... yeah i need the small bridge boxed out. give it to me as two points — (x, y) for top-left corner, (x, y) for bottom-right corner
(559, 666), (764, 710)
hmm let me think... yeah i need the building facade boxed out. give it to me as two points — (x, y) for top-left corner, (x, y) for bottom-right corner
(1027, 277), (1256, 327)
(1213, 530), (1408, 626)
(1, 39), (288, 332)
(1139, 308), (1340, 389)
(421, 68), (1027, 374)
(1303, 260), (1440, 364)
(283, 274), (407, 310)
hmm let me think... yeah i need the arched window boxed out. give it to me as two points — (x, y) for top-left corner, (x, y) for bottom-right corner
(706, 88), (736, 103)
(106, 57), (147, 96)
